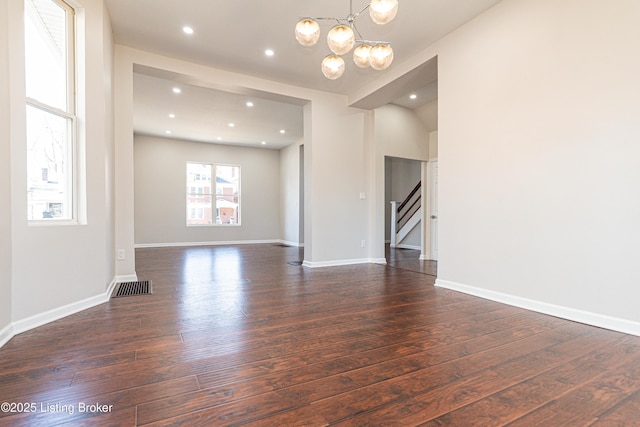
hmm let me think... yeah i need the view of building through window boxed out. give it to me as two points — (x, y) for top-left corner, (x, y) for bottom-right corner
(25, 0), (76, 221)
(186, 162), (240, 226)
(25, 105), (72, 219)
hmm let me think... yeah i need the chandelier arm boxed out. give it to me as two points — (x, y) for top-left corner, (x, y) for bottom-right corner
(353, 3), (370, 19)
(351, 22), (365, 41)
(356, 39), (392, 45)
(299, 16), (347, 22)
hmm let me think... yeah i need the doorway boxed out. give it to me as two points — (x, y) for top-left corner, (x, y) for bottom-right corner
(384, 156), (437, 276)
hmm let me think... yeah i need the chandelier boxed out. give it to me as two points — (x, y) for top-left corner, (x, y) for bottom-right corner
(295, 0), (399, 80)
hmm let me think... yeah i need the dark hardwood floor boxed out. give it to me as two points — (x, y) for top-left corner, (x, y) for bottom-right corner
(1, 244), (640, 426)
(385, 245), (437, 277)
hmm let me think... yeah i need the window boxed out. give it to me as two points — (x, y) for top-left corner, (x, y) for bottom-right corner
(186, 162), (240, 226)
(25, 0), (76, 221)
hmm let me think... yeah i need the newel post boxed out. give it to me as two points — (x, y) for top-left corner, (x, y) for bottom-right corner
(389, 201), (398, 248)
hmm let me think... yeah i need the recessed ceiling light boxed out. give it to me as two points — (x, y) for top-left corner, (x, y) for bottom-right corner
(410, 94), (417, 100)
(169, 113), (175, 118)
(182, 26), (194, 35)
(246, 101), (254, 107)
(165, 130), (172, 134)
(217, 137), (222, 141)
(261, 141), (267, 145)
(228, 123), (235, 128)
(279, 129), (286, 134)
(265, 49), (275, 57)
(172, 87), (181, 94)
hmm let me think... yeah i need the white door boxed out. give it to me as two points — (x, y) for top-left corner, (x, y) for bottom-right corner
(430, 161), (438, 260)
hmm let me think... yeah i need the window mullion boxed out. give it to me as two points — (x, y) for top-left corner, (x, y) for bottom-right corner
(26, 98), (75, 121)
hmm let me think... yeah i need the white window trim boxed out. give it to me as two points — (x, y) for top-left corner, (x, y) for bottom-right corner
(186, 162), (241, 227)
(26, 0), (79, 225)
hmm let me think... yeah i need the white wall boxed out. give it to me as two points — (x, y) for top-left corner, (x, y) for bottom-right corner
(415, 99), (438, 133)
(390, 158), (422, 202)
(103, 0), (116, 289)
(113, 45), (136, 279)
(280, 141), (303, 246)
(429, 131), (438, 160)
(0, 0), (13, 341)
(436, 0), (640, 332)
(134, 134), (281, 245)
(7, 0), (115, 329)
(306, 100), (370, 265)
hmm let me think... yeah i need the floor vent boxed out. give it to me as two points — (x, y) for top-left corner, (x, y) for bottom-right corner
(273, 243), (290, 247)
(287, 260), (303, 266)
(112, 280), (153, 298)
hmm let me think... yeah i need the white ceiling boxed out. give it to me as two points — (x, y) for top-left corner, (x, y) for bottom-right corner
(133, 71), (304, 149)
(107, 0), (504, 148)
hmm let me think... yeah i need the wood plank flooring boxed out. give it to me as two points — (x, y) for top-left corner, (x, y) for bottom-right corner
(1, 244), (640, 426)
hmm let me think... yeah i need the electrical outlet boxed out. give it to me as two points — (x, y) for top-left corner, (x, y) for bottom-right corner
(117, 249), (125, 260)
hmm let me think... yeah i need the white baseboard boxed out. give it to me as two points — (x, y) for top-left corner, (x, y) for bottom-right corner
(113, 274), (138, 284)
(435, 279), (640, 337)
(1, 275), (136, 349)
(302, 258), (374, 268)
(395, 244), (421, 251)
(135, 239), (281, 248)
(302, 258), (388, 268)
(279, 240), (305, 248)
(106, 275), (138, 297)
(11, 292), (111, 336)
(0, 323), (14, 348)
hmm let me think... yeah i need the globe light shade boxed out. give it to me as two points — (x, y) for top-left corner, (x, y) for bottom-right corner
(353, 44), (372, 68)
(321, 54), (346, 79)
(369, 0), (399, 25)
(295, 18), (320, 46)
(327, 25), (355, 55)
(369, 44), (394, 70)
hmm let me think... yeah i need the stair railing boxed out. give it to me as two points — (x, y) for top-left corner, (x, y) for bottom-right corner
(390, 181), (421, 247)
